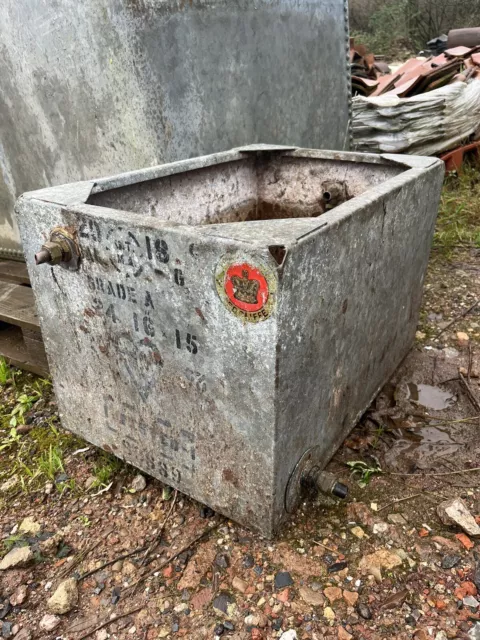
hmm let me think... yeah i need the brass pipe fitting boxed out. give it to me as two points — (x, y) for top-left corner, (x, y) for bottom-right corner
(35, 227), (80, 270)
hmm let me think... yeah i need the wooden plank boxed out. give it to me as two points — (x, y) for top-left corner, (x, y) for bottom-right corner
(0, 325), (49, 377)
(22, 328), (48, 369)
(0, 260), (30, 285)
(0, 281), (40, 330)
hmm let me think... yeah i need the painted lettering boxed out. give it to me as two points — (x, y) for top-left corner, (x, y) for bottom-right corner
(174, 268), (185, 286)
(175, 331), (199, 354)
(144, 291), (154, 309)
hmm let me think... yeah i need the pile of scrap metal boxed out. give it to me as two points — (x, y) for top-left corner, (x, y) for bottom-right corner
(352, 40), (480, 156)
(350, 39), (391, 96)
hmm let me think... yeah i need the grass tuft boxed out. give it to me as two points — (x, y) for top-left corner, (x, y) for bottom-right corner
(37, 445), (64, 482)
(434, 164), (480, 255)
(0, 358), (12, 386)
(91, 453), (123, 489)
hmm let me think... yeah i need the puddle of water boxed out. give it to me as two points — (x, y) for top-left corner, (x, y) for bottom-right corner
(407, 383), (456, 411)
(385, 424), (461, 471)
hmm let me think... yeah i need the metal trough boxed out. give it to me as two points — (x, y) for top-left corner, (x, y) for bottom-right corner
(15, 146), (444, 536)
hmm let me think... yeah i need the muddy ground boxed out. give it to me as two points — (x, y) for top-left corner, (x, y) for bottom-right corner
(1, 171), (480, 640)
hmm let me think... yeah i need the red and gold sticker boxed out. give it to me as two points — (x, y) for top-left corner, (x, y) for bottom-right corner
(215, 259), (277, 323)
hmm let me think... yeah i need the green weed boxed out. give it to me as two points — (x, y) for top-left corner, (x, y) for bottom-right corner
(434, 166), (480, 255)
(162, 486), (173, 501)
(37, 445), (64, 482)
(58, 478), (76, 494)
(91, 453), (122, 489)
(0, 368), (83, 497)
(78, 515), (92, 527)
(30, 378), (52, 394)
(3, 534), (28, 552)
(347, 460), (383, 488)
(0, 358), (12, 386)
(15, 460), (41, 487)
(0, 427), (21, 452)
(9, 391), (40, 427)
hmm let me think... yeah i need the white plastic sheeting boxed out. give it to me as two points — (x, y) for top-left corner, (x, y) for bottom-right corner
(352, 80), (480, 156)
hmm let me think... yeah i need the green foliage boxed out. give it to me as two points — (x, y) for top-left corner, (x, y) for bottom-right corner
(0, 427), (21, 452)
(0, 420), (81, 495)
(351, 0), (411, 57)
(0, 369), (82, 498)
(91, 453), (122, 489)
(434, 165), (480, 254)
(3, 534), (28, 552)
(59, 478), (76, 494)
(37, 445), (64, 482)
(351, 0), (412, 58)
(162, 486), (173, 501)
(347, 460), (383, 487)
(351, 0), (480, 54)
(30, 377), (52, 395)
(9, 391), (40, 427)
(0, 358), (12, 386)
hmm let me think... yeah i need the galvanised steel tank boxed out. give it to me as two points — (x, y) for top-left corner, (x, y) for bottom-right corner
(15, 145), (444, 535)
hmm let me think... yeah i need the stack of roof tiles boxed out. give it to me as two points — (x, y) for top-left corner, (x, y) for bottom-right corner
(351, 39), (480, 98)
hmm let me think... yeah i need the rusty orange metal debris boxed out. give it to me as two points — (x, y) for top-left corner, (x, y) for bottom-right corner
(352, 39), (480, 99)
(441, 141), (480, 173)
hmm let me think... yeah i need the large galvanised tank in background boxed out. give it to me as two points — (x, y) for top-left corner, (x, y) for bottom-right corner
(0, 0), (351, 260)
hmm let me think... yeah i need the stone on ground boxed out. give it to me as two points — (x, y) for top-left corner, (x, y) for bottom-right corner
(39, 614), (61, 632)
(324, 586), (343, 603)
(437, 498), (480, 537)
(298, 586), (325, 606)
(0, 547), (33, 570)
(359, 548), (403, 581)
(47, 578), (79, 614)
(18, 518), (41, 536)
(130, 474), (147, 492)
(9, 585), (27, 606)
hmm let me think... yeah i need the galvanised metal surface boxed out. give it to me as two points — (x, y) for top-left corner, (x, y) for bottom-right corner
(0, 0), (351, 260)
(15, 146), (444, 536)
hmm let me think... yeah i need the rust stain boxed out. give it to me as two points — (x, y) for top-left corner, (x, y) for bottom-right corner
(222, 468), (239, 488)
(84, 307), (96, 317)
(195, 307), (206, 323)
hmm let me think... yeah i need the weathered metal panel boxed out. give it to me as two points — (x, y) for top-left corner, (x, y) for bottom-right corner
(15, 147), (444, 535)
(272, 156), (445, 526)
(0, 0), (351, 259)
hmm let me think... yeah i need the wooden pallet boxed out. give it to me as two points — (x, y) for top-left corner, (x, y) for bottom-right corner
(0, 260), (31, 285)
(0, 260), (49, 376)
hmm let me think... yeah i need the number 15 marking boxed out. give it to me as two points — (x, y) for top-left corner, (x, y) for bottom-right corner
(175, 330), (198, 354)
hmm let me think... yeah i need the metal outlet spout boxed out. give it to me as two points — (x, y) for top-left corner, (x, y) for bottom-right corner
(34, 227), (80, 270)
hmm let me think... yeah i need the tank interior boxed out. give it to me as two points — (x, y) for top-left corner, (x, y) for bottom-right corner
(87, 155), (404, 225)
